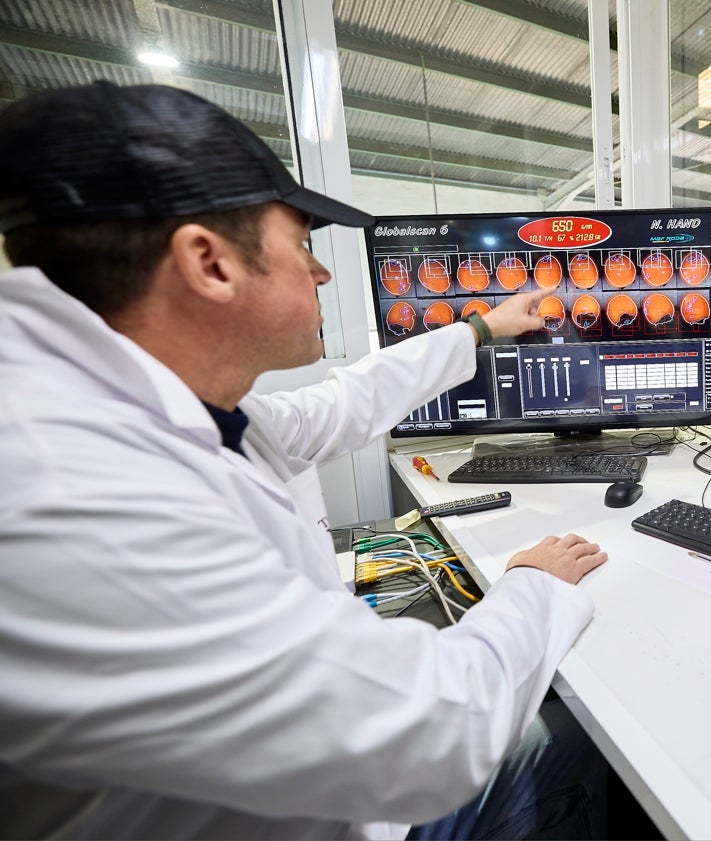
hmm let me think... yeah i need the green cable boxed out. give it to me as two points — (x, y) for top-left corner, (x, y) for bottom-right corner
(353, 532), (448, 552)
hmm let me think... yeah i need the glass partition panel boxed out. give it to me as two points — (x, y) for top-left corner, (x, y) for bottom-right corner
(670, 1), (711, 206)
(332, 0), (604, 327)
(333, 1), (601, 214)
(0, 0), (351, 358)
(0, 1), (291, 185)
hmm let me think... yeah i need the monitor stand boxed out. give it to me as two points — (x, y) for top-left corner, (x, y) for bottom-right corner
(471, 428), (674, 458)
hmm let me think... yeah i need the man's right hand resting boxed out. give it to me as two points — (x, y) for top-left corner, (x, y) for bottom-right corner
(506, 533), (607, 585)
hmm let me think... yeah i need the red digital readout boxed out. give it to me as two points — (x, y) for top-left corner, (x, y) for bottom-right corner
(518, 217), (612, 249)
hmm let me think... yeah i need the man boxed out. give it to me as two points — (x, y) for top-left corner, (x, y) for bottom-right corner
(0, 82), (607, 840)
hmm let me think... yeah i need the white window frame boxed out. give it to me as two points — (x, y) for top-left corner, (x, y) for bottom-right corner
(616, 0), (672, 208)
(254, 0), (392, 524)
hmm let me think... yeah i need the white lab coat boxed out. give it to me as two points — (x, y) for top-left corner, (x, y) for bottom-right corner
(0, 268), (594, 840)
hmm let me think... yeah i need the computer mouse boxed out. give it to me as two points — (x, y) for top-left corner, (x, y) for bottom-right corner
(604, 481), (644, 508)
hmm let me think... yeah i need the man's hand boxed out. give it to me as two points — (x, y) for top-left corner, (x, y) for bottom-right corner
(482, 288), (549, 339)
(506, 533), (607, 585)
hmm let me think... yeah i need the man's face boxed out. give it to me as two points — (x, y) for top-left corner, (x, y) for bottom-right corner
(238, 204), (331, 371)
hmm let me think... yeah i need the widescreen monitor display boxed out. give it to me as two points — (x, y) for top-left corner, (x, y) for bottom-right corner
(364, 208), (711, 440)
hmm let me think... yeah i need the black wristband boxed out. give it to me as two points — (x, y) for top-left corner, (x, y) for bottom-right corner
(463, 312), (492, 346)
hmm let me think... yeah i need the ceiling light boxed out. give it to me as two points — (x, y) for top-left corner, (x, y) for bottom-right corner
(137, 50), (179, 69)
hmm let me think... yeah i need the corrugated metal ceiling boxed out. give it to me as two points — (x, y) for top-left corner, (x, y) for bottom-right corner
(0, 0), (709, 206)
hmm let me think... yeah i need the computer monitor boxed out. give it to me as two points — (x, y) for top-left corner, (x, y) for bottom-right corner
(364, 208), (711, 453)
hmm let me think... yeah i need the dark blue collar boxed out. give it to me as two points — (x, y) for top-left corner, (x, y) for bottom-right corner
(202, 402), (249, 455)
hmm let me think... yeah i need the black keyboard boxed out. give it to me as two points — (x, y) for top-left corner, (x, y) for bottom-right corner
(631, 499), (711, 555)
(447, 453), (647, 484)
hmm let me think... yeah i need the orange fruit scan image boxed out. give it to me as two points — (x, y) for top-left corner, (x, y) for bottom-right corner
(457, 258), (490, 292)
(533, 254), (563, 289)
(423, 301), (455, 330)
(537, 295), (566, 330)
(604, 253), (637, 288)
(642, 293), (675, 327)
(679, 250), (710, 286)
(641, 251), (673, 287)
(385, 301), (416, 336)
(606, 293), (638, 328)
(496, 256), (527, 291)
(680, 292), (710, 326)
(461, 299), (492, 319)
(379, 259), (411, 296)
(418, 258), (451, 293)
(568, 253), (599, 289)
(571, 294), (601, 330)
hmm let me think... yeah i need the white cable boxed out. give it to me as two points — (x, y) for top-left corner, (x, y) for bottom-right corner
(364, 583), (431, 606)
(370, 534), (464, 624)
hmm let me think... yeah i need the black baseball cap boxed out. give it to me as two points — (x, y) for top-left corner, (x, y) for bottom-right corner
(0, 81), (374, 233)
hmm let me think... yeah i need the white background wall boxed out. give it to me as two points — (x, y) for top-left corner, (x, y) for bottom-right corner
(0, 238), (10, 271)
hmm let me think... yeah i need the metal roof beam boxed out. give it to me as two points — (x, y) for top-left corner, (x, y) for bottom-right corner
(459, 0), (703, 77)
(342, 91), (592, 152)
(337, 34), (595, 109)
(0, 23), (134, 65)
(0, 23), (281, 92)
(459, 0), (602, 43)
(158, 0), (268, 30)
(350, 138), (576, 180)
(251, 120), (577, 181)
(671, 156), (711, 178)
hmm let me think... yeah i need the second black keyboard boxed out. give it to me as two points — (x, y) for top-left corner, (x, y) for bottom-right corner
(632, 499), (711, 555)
(447, 453), (647, 484)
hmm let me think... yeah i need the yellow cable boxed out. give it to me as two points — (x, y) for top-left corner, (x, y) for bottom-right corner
(358, 557), (451, 582)
(356, 554), (480, 603)
(436, 563), (480, 603)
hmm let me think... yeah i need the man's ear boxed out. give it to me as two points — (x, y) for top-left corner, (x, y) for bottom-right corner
(169, 224), (244, 303)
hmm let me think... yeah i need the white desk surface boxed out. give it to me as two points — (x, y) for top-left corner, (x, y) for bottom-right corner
(389, 435), (711, 840)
